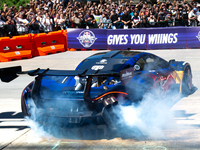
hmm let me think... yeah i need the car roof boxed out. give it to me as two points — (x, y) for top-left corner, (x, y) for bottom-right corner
(76, 50), (151, 73)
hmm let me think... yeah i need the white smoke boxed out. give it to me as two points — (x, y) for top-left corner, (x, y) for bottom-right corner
(25, 99), (52, 138)
(114, 90), (176, 140)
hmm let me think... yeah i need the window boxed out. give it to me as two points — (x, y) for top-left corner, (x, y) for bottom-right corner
(135, 55), (169, 71)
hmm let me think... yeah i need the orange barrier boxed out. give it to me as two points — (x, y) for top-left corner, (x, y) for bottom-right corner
(67, 48), (76, 51)
(0, 35), (32, 62)
(0, 29), (101, 62)
(32, 30), (67, 56)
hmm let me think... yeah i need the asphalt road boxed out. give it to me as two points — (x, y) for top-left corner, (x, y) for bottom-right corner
(0, 49), (200, 150)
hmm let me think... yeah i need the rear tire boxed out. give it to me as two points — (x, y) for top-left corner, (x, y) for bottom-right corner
(21, 98), (29, 117)
(182, 66), (192, 96)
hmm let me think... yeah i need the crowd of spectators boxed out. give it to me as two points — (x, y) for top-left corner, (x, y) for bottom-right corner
(0, 0), (200, 37)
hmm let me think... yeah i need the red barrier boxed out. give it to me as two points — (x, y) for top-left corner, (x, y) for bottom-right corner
(0, 35), (32, 62)
(32, 30), (66, 56)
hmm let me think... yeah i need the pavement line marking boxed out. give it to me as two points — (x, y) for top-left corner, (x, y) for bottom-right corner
(52, 141), (60, 150)
(143, 146), (167, 150)
(0, 128), (31, 150)
(52, 141), (78, 150)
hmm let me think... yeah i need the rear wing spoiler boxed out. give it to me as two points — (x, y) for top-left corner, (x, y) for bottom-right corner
(0, 66), (22, 82)
(0, 66), (120, 82)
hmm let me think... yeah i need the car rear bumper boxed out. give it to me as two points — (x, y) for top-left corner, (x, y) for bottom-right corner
(35, 108), (106, 127)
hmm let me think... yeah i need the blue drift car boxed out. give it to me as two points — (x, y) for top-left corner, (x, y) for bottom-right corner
(0, 50), (193, 131)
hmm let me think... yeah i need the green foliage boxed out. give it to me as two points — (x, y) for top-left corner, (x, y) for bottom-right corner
(0, 0), (30, 11)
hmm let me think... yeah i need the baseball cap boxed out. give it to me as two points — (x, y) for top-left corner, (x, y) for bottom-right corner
(193, 7), (197, 11)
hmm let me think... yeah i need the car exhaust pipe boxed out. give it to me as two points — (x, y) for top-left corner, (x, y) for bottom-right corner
(103, 97), (118, 109)
(110, 97), (118, 106)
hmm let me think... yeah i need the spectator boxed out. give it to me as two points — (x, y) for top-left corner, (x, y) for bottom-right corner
(78, 13), (86, 28)
(154, 7), (159, 20)
(197, 4), (200, 26)
(28, 17), (39, 33)
(3, 4), (9, 13)
(85, 11), (96, 29)
(140, 14), (147, 28)
(175, 6), (183, 26)
(54, 13), (60, 29)
(5, 15), (15, 25)
(64, 13), (72, 29)
(188, 7), (197, 26)
(51, 9), (57, 19)
(182, 6), (188, 26)
(132, 12), (140, 28)
(1, 12), (7, 22)
(130, 6), (135, 18)
(165, 12), (174, 27)
(4, 15), (17, 37)
(71, 11), (81, 28)
(14, 12), (29, 34)
(57, 13), (65, 29)
(157, 8), (166, 27)
(168, 4), (173, 13)
(99, 13), (111, 29)
(93, 9), (102, 26)
(42, 13), (53, 32)
(148, 12), (156, 27)
(0, 17), (5, 37)
(110, 10), (121, 29)
(121, 10), (131, 29)
(171, 6), (177, 18)
(36, 12), (45, 32)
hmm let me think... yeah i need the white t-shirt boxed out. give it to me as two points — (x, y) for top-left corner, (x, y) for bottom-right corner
(42, 18), (53, 32)
(197, 15), (200, 22)
(54, 17), (59, 24)
(188, 10), (197, 26)
(16, 17), (29, 32)
(36, 16), (45, 30)
(57, 18), (65, 29)
(188, 10), (196, 19)
(93, 14), (102, 25)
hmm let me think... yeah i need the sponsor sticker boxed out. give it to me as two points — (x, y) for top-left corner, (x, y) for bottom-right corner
(91, 65), (104, 70)
(120, 67), (134, 85)
(96, 59), (107, 64)
(51, 46), (55, 49)
(15, 51), (20, 55)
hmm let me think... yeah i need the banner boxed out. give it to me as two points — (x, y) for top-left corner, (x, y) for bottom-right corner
(67, 27), (200, 50)
(107, 29), (147, 50)
(67, 29), (107, 49)
(146, 27), (187, 49)
(186, 27), (200, 48)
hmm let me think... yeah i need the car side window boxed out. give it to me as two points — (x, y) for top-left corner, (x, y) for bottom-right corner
(134, 55), (156, 71)
(135, 55), (169, 71)
(151, 55), (169, 69)
(143, 56), (157, 70)
(134, 57), (146, 71)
